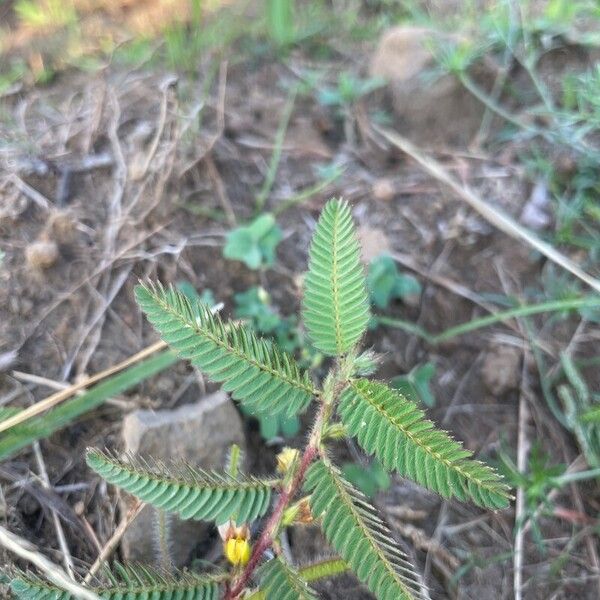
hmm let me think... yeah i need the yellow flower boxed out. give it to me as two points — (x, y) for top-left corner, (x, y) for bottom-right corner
(225, 536), (251, 566)
(276, 447), (300, 475)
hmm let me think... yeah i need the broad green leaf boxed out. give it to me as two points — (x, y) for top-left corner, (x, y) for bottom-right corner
(224, 213), (282, 270)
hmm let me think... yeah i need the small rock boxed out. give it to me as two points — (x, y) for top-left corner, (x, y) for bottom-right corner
(481, 346), (522, 396)
(370, 26), (434, 82)
(49, 211), (77, 243)
(0, 350), (18, 372)
(286, 117), (332, 159)
(372, 178), (396, 202)
(120, 391), (246, 567)
(520, 180), (551, 231)
(370, 26), (493, 147)
(25, 240), (59, 270)
(357, 225), (392, 264)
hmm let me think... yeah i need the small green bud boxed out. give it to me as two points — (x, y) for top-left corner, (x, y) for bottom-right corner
(322, 422), (347, 441)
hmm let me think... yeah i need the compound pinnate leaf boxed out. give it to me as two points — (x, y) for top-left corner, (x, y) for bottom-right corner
(259, 557), (318, 600)
(304, 459), (426, 600)
(338, 380), (511, 509)
(87, 448), (277, 525)
(302, 199), (370, 356)
(10, 563), (221, 600)
(136, 282), (316, 417)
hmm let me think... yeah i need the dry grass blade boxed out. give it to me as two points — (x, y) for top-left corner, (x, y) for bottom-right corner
(0, 340), (166, 434)
(374, 125), (600, 294)
(84, 500), (145, 583)
(32, 442), (75, 580)
(0, 525), (101, 600)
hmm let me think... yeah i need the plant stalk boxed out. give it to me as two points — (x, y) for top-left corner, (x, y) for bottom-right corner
(225, 401), (327, 599)
(376, 296), (600, 344)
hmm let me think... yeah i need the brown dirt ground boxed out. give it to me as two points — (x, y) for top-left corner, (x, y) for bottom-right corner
(1, 3), (599, 600)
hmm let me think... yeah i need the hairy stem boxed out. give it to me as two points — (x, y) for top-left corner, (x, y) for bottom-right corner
(156, 510), (172, 572)
(225, 401), (327, 599)
(245, 558), (348, 599)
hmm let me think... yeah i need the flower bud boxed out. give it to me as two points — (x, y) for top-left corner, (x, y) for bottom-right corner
(295, 496), (314, 524)
(221, 522), (251, 566)
(225, 536), (251, 566)
(276, 447), (300, 475)
(282, 496), (313, 526)
(321, 422), (347, 441)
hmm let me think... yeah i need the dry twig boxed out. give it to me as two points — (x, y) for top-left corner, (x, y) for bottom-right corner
(374, 125), (600, 294)
(514, 354), (532, 600)
(1, 340), (166, 434)
(32, 442), (76, 580)
(0, 525), (101, 600)
(84, 500), (145, 583)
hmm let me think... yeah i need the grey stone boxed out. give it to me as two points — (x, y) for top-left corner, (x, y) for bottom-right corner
(481, 346), (522, 396)
(120, 391), (245, 567)
(370, 26), (494, 148)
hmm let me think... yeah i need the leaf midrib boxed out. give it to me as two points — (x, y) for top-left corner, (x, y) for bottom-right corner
(324, 461), (415, 598)
(151, 289), (317, 398)
(349, 381), (508, 498)
(90, 453), (279, 491)
(330, 206), (344, 353)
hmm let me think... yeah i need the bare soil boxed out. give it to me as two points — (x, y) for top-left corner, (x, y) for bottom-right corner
(1, 5), (599, 600)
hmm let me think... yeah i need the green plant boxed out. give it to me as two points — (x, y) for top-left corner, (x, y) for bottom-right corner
(500, 444), (565, 546)
(244, 407), (301, 441)
(342, 457), (390, 498)
(0, 60), (27, 95)
(162, 0), (245, 72)
(557, 352), (600, 467)
(177, 281), (217, 308)
(235, 287), (282, 332)
(265, 0), (295, 48)
(261, 0), (336, 53)
(367, 255), (422, 310)
(317, 72), (385, 111)
(233, 286), (319, 440)
(0, 350), (177, 462)
(496, 442), (600, 552)
(391, 363), (437, 408)
(223, 213), (282, 270)
(10, 199), (511, 600)
(163, 4), (202, 72)
(233, 286), (320, 363)
(15, 0), (77, 29)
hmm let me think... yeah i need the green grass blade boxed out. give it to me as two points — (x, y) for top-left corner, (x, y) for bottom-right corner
(377, 296), (600, 344)
(0, 351), (177, 461)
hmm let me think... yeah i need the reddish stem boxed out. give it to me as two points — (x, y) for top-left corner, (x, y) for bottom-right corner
(224, 443), (319, 599)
